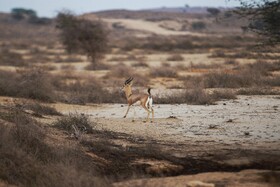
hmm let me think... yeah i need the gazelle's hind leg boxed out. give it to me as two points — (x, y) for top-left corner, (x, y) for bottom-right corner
(123, 105), (131, 118)
(141, 104), (151, 123)
(146, 109), (150, 123)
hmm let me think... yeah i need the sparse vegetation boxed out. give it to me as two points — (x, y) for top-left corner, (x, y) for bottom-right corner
(56, 11), (108, 68)
(166, 54), (184, 61)
(234, 0), (280, 45)
(1, 7), (280, 186)
(191, 21), (206, 30)
(53, 113), (94, 134)
(16, 101), (62, 116)
(150, 66), (178, 78)
(155, 88), (236, 105)
(17, 68), (56, 101)
(0, 69), (55, 102)
(0, 108), (108, 187)
(0, 49), (26, 66)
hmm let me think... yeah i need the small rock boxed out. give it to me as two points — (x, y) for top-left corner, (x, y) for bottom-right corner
(244, 132), (250, 136)
(226, 119), (233, 123)
(208, 124), (218, 129)
(167, 116), (177, 119)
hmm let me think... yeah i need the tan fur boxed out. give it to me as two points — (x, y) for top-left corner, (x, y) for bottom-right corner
(122, 82), (154, 122)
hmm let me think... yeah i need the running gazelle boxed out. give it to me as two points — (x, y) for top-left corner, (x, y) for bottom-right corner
(121, 77), (154, 122)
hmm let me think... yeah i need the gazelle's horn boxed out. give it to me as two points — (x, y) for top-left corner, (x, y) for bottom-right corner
(125, 77), (133, 85)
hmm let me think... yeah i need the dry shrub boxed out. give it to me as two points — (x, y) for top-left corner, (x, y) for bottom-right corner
(183, 88), (213, 105)
(85, 62), (110, 70)
(53, 113), (94, 134)
(211, 90), (237, 100)
(166, 54), (184, 61)
(108, 54), (146, 62)
(0, 110), (108, 187)
(182, 61), (280, 94)
(106, 65), (149, 86)
(210, 50), (226, 58)
(107, 64), (133, 78)
(60, 64), (75, 70)
(183, 75), (204, 88)
(155, 88), (236, 105)
(154, 87), (212, 105)
(119, 35), (256, 52)
(0, 70), (18, 96)
(0, 49), (26, 66)
(203, 71), (254, 88)
(265, 76), (280, 87)
(237, 87), (280, 95)
(132, 61), (149, 67)
(210, 50), (280, 60)
(224, 59), (239, 65)
(56, 79), (125, 104)
(37, 64), (57, 71)
(17, 68), (56, 101)
(150, 66), (178, 78)
(189, 62), (221, 69)
(203, 61), (280, 88)
(55, 80), (102, 104)
(16, 101), (61, 116)
(0, 68), (56, 102)
(55, 55), (83, 63)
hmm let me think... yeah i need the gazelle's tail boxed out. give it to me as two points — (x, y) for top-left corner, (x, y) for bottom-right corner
(146, 88), (153, 111)
(147, 88), (151, 98)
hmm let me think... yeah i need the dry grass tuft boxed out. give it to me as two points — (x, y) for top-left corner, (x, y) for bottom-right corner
(53, 113), (94, 134)
(85, 62), (110, 70)
(150, 66), (178, 78)
(166, 54), (184, 61)
(0, 49), (26, 66)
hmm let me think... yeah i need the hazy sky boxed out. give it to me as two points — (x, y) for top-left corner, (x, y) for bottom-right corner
(0, 0), (241, 17)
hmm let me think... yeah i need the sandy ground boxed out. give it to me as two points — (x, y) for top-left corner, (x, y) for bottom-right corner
(104, 18), (206, 36)
(53, 95), (280, 149)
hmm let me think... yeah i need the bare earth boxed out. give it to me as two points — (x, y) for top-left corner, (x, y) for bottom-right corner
(51, 95), (280, 186)
(54, 95), (280, 149)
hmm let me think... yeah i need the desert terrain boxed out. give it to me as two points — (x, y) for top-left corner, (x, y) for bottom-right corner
(0, 7), (280, 187)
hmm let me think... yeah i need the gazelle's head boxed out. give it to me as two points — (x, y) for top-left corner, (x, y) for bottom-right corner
(121, 77), (133, 92)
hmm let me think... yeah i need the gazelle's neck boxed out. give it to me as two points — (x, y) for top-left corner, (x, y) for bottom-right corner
(124, 86), (132, 99)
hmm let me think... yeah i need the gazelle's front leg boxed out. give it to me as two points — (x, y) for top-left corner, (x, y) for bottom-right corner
(151, 108), (154, 123)
(146, 111), (150, 123)
(123, 105), (131, 118)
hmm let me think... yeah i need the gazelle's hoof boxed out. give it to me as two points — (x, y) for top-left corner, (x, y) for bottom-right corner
(132, 119), (135, 122)
(123, 116), (126, 118)
(143, 120), (147, 123)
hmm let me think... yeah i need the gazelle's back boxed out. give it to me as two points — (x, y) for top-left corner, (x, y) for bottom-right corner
(128, 93), (149, 105)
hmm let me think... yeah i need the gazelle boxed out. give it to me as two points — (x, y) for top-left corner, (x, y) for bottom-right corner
(121, 77), (154, 122)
